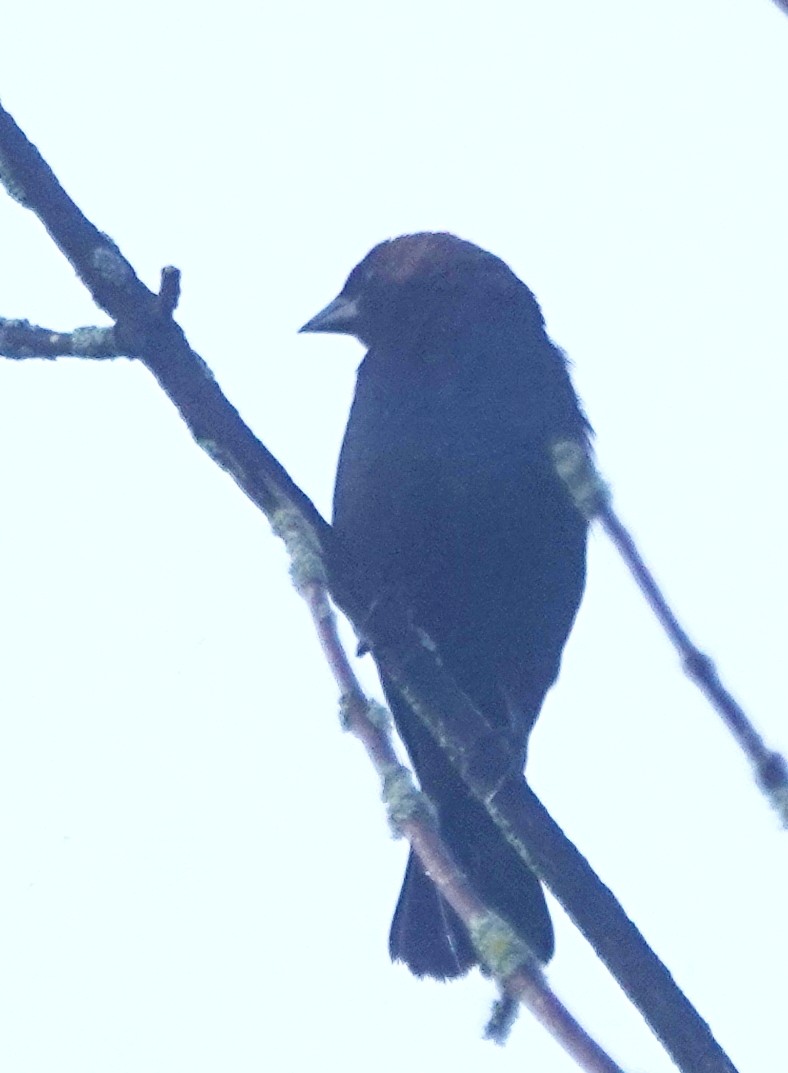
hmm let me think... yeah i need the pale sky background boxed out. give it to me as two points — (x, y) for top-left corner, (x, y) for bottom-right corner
(1, 2), (787, 1071)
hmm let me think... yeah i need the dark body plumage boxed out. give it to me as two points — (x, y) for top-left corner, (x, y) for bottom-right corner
(301, 233), (589, 978)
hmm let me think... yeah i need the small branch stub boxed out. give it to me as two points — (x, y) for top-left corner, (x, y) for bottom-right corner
(159, 266), (181, 316)
(485, 991), (520, 1045)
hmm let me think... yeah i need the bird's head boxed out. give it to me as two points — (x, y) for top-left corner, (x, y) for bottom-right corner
(299, 233), (543, 351)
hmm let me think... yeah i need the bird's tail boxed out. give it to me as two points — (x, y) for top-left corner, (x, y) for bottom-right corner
(389, 850), (477, 978)
(388, 787), (554, 979)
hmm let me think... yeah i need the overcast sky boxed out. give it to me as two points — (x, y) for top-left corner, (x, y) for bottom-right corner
(1, 2), (787, 1071)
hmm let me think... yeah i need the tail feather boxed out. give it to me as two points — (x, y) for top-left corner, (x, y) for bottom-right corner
(389, 852), (477, 978)
(381, 674), (554, 979)
(388, 792), (554, 979)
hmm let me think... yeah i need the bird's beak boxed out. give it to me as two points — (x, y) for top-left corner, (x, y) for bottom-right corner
(299, 295), (360, 335)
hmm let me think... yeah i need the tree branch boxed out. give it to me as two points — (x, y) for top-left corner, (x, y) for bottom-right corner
(553, 441), (788, 824)
(293, 555), (625, 1070)
(0, 99), (741, 1073)
(0, 317), (121, 359)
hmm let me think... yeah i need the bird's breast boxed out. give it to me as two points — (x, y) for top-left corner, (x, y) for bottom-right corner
(333, 370), (567, 592)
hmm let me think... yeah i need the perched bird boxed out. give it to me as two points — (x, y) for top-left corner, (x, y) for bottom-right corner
(300, 233), (589, 979)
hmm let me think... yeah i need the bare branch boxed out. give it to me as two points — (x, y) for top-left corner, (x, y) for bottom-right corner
(554, 440), (788, 824)
(289, 540), (625, 1070)
(0, 100), (741, 1073)
(0, 318), (121, 359)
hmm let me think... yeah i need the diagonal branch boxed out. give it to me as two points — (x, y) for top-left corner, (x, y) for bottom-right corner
(553, 441), (788, 824)
(295, 559), (624, 1070)
(0, 99), (741, 1073)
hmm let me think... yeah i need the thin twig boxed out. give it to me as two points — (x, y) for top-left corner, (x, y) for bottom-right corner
(553, 440), (788, 824)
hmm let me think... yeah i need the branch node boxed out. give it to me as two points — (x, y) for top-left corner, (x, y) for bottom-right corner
(469, 910), (537, 980)
(682, 646), (715, 681)
(551, 438), (609, 518)
(755, 751), (788, 827)
(70, 325), (120, 358)
(270, 504), (327, 591)
(381, 763), (435, 835)
(337, 693), (389, 741)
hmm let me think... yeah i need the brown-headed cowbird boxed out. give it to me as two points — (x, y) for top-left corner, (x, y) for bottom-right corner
(300, 233), (589, 979)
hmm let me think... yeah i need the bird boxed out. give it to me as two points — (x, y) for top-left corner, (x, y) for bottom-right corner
(300, 233), (590, 979)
